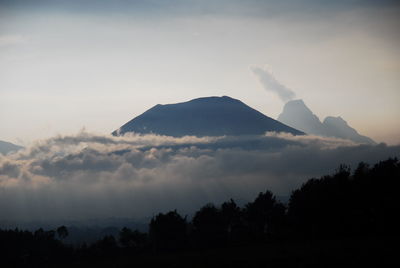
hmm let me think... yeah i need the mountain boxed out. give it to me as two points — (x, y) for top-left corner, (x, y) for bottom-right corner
(0, 140), (23, 155)
(277, 100), (326, 136)
(277, 99), (375, 144)
(113, 96), (304, 137)
(322, 116), (375, 144)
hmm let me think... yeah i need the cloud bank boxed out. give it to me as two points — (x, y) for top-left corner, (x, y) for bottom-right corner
(251, 66), (296, 102)
(0, 131), (399, 222)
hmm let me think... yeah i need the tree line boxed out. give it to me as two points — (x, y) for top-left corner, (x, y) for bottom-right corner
(1, 158), (399, 266)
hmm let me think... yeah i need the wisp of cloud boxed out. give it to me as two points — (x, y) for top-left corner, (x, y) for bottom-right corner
(251, 65), (296, 102)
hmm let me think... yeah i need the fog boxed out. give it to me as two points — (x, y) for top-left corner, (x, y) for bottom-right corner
(1, 131), (398, 222)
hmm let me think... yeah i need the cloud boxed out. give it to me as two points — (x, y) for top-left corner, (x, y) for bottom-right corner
(251, 66), (296, 102)
(0, 131), (399, 222)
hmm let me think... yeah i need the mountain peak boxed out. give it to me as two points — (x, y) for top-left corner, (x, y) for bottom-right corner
(282, 99), (314, 115)
(187, 95), (241, 104)
(278, 99), (375, 144)
(278, 99), (325, 135)
(323, 116), (345, 124)
(323, 116), (375, 144)
(113, 96), (303, 137)
(286, 99), (305, 106)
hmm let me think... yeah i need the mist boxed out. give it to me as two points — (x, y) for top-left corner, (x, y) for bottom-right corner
(1, 131), (398, 222)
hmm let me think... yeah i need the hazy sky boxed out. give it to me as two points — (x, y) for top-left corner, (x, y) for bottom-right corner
(1, 0), (399, 145)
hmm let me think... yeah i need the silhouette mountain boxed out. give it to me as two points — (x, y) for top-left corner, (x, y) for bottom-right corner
(0, 140), (23, 155)
(278, 99), (375, 144)
(113, 96), (303, 137)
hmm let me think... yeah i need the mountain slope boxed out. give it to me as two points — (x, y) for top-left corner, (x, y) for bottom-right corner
(0, 140), (23, 155)
(278, 99), (375, 144)
(113, 96), (304, 137)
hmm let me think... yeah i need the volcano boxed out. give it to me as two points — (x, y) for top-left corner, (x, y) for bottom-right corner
(113, 96), (303, 137)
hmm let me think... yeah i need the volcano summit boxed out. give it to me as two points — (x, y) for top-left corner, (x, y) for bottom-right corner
(113, 96), (303, 137)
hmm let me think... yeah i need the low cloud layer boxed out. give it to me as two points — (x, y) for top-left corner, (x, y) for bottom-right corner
(251, 66), (296, 102)
(0, 131), (399, 222)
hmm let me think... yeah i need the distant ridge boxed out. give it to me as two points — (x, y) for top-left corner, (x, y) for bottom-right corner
(113, 96), (304, 137)
(278, 99), (375, 144)
(0, 140), (23, 155)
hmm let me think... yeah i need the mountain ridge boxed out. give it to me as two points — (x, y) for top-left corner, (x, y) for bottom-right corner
(0, 140), (23, 155)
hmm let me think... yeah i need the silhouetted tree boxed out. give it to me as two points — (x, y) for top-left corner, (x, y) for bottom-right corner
(56, 225), (69, 240)
(367, 158), (400, 235)
(353, 162), (370, 180)
(287, 170), (352, 238)
(149, 210), (187, 251)
(244, 190), (283, 240)
(91, 235), (118, 258)
(221, 199), (241, 228)
(34, 228), (56, 240)
(119, 227), (147, 250)
(288, 159), (400, 238)
(220, 199), (247, 243)
(192, 203), (226, 247)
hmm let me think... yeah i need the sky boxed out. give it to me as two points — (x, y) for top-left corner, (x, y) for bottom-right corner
(1, 0), (400, 145)
(1, 1), (400, 223)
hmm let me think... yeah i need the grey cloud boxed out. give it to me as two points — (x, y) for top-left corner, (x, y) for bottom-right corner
(251, 66), (296, 102)
(0, 132), (399, 222)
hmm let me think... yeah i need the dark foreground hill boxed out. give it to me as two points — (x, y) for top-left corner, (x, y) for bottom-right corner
(113, 96), (303, 137)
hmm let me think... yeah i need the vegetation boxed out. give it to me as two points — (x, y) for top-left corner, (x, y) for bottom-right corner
(1, 158), (399, 267)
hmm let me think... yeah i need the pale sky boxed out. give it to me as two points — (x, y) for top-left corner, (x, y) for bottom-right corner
(1, 0), (399, 145)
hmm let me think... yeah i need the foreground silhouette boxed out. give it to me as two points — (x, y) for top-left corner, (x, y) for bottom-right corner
(1, 158), (399, 267)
